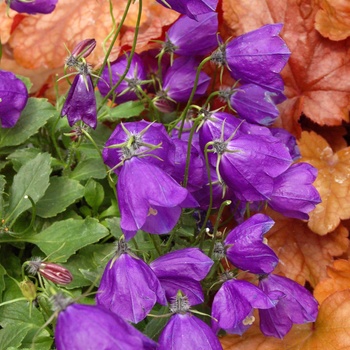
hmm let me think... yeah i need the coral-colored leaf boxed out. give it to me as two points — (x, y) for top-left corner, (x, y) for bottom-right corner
(298, 131), (350, 235)
(314, 259), (350, 304)
(264, 209), (349, 287)
(221, 0), (350, 132)
(315, 0), (350, 41)
(0, 4), (17, 44)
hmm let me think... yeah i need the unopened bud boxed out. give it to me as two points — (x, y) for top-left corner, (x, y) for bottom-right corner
(66, 39), (96, 68)
(19, 280), (37, 302)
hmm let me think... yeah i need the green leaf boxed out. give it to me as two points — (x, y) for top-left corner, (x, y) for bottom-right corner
(36, 176), (84, 218)
(0, 98), (55, 148)
(99, 101), (145, 122)
(6, 148), (42, 172)
(0, 324), (30, 350)
(143, 306), (169, 340)
(28, 218), (109, 262)
(84, 179), (104, 211)
(6, 153), (51, 225)
(69, 158), (106, 180)
(0, 175), (6, 217)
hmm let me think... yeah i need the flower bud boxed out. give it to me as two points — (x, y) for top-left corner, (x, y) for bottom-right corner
(71, 39), (96, 59)
(19, 280), (37, 302)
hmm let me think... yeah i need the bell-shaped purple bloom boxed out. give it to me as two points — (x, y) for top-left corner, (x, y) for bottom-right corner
(117, 157), (198, 240)
(103, 120), (175, 175)
(270, 127), (301, 160)
(212, 24), (290, 95)
(156, 0), (218, 20)
(221, 214), (278, 274)
(98, 53), (147, 104)
(53, 294), (158, 350)
(0, 70), (28, 128)
(61, 73), (97, 129)
(269, 162), (321, 220)
(96, 248), (167, 323)
(160, 57), (210, 103)
(212, 279), (276, 335)
(150, 248), (213, 305)
(259, 274), (319, 338)
(230, 84), (281, 126)
(165, 12), (218, 56)
(7, 0), (58, 14)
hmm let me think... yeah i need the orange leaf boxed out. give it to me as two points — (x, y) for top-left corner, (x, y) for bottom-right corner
(221, 0), (350, 132)
(0, 4), (17, 44)
(315, 0), (350, 41)
(8, 0), (123, 69)
(264, 209), (349, 287)
(314, 259), (350, 304)
(298, 131), (350, 235)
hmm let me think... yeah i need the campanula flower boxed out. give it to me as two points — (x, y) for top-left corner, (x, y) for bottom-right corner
(0, 70), (28, 128)
(7, 0), (58, 14)
(52, 293), (158, 349)
(96, 239), (167, 323)
(258, 274), (319, 338)
(270, 127), (301, 160)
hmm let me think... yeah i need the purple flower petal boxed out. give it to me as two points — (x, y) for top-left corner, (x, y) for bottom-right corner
(96, 253), (167, 323)
(270, 128), (301, 160)
(0, 70), (28, 128)
(8, 0), (58, 14)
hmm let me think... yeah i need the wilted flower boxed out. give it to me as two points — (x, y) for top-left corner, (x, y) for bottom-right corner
(164, 12), (218, 56)
(212, 23), (290, 95)
(27, 257), (73, 285)
(159, 293), (222, 350)
(212, 277), (276, 335)
(61, 69), (97, 129)
(0, 70), (28, 128)
(96, 239), (167, 323)
(150, 248), (214, 305)
(52, 293), (158, 350)
(259, 274), (319, 338)
(268, 162), (321, 220)
(156, 0), (218, 20)
(214, 214), (278, 274)
(7, 0), (58, 14)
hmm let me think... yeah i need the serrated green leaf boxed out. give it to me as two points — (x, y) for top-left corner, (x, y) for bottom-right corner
(0, 98), (55, 148)
(69, 158), (106, 180)
(36, 176), (84, 218)
(0, 324), (30, 350)
(84, 179), (104, 211)
(99, 100), (145, 122)
(6, 148), (42, 172)
(6, 153), (51, 225)
(28, 218), (109, 262)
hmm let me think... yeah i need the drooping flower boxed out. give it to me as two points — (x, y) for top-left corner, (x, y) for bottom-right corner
(61, 69), (97, 129)
(150, 248), (213, 305)
(96, 239), (167, 323)
(268, 162), (321, 220)
(98, 53), (147, 104)
(214, 214), (278, 274)
(117, 157), (198, 240)
(212, 277), (276, 335)
(159, 293), (222, 350)
(258, 274), (319, 338)
(211, 24), (290, 95)
(52, 293), (158, 350)
(156, 0), (218, 20)
(7, 0), (58, 14)
(164, 12), (218, 56)
(0, 70), (28, 128)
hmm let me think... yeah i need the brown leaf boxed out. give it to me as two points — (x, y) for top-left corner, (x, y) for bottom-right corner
(264, 209), (349, 287)
(315, 0), (350, 41)
(298, 131), (350, 235)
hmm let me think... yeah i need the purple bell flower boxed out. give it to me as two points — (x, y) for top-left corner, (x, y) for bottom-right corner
(270, 127), (301, 160)
(52, 293), (158, 350)
(0, 70), (28, 128)
(212, 24), (290, 95)
(7, 0), (58, 14)
(156, 0), (218, 20)
(159, 293), (222, 350)
(230, 84), (281, 126)
(98, 53), (147, 104)
(117, 157), (198, 240)
(103, 120), (175, 176)
(150, 248), (213, 305)
(212, 278), (276, 335)
(96, 240), (167, 323)
(258, 274), (319, 338)
(61, 71), (97, 129)
(215, 213), (278, 274)
(159, 57), (210, 104)
(269, 162), (321, 220)
(164, 12), (218, 56)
